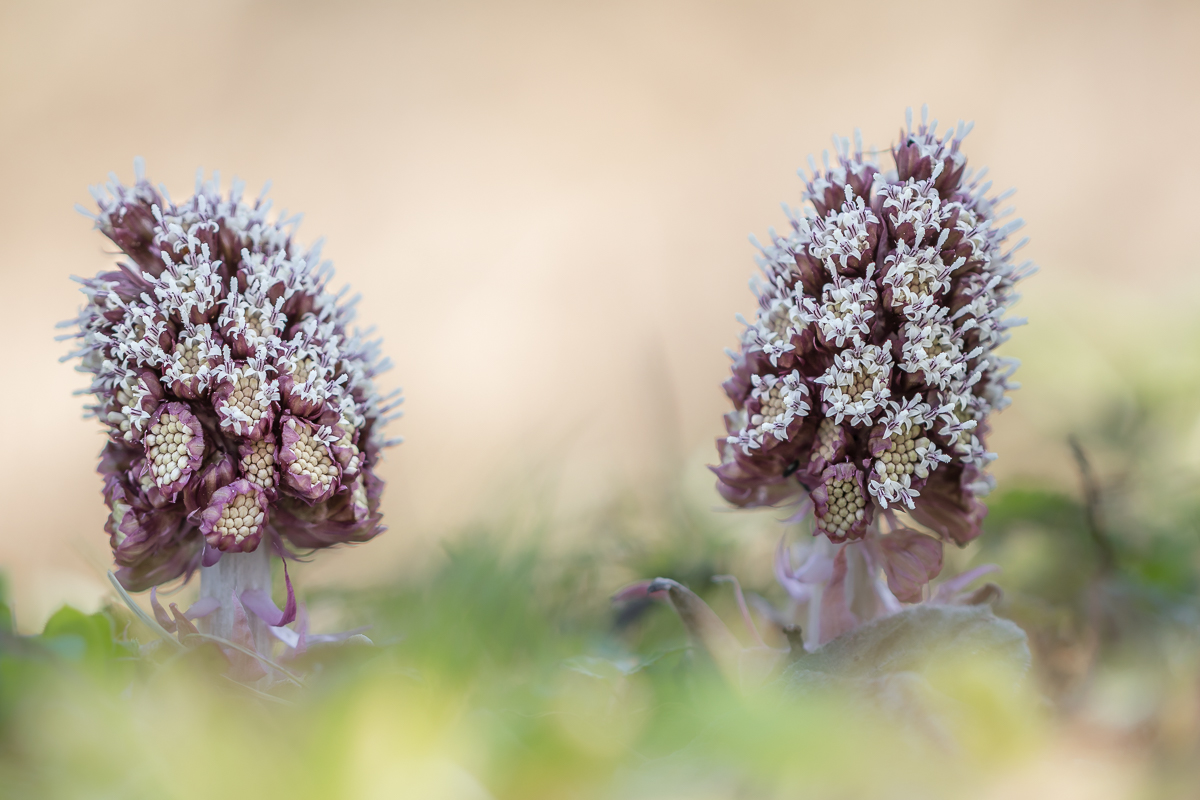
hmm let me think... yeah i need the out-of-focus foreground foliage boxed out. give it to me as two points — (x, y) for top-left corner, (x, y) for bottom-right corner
(4, 391), (1200, 799)
(0, 525), (1036, 800)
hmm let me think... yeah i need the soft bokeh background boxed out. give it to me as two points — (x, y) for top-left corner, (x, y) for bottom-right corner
(2, 0), (1199, 630)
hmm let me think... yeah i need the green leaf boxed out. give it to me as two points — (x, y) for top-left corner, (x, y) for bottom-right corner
(784, 604), (1030, 684)
(776, 605), (1034, 753)
(40, 606), (117, 666)
(39, 634), (87, 661)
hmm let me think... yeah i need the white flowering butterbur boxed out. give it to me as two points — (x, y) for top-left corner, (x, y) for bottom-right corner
(212, 352), (280, 439)
(866, 396), (950, 511)
(881, 240), (957, 313)
(815, 262), (877, 348)
(62, 162), (402, 662)
(733, 371), (811, 452)
(713, 107), (1034, 645)
(811, 462), (870, 542)
(162, 322), (222, 399)
(807, 189), (880, 269)
(815, 341), (893, 426)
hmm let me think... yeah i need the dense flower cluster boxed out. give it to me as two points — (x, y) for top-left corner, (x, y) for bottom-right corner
(715, 108), (1031, 551)
(63, 163), (401, 591)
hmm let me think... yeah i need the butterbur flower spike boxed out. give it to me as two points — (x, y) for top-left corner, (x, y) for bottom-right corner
(713, 107), (1032, 646)
(65, 161), (401, 673)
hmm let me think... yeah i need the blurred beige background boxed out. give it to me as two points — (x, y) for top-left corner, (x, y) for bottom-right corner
(2, 0), (1198, 628)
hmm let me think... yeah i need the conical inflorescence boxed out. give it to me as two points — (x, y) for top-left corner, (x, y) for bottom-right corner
(64, 164), (402, 591)
(715, 109), (1032, 549)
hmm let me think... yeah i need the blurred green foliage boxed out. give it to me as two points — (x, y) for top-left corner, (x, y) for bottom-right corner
(4, 391), (1200, 798)
(0, 505), (1038, 800)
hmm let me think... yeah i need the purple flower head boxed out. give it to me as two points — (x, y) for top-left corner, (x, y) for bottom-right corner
(99, 443), (203, 592)
(211, 353), (278, 440)
(271, 468), (385, 550)
(810, 462), (872, 543)
(183, 451), (237, 517)
(105, 470), (187, 565)
(142, 401), (206, 497)
(278, 414), (341, 504)
(238, 434), (279, 501)
(714, 107), (1032, 617)
(200, 479), (269, 553)
(64, 162), (402, 590)
(162, 323), (222, 399)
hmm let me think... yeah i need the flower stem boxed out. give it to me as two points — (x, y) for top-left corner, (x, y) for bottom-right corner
(200, 546), (273, 655)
